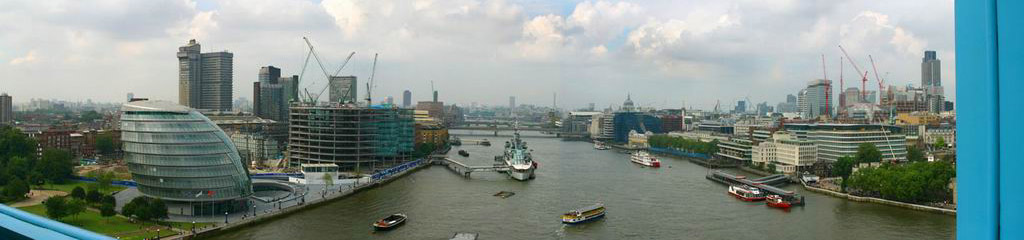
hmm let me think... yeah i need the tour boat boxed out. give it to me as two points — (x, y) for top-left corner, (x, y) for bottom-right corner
(594, 141), (609, 150)
(765, 195), (792, 209)
(561, 203), (606, 224)
(630, 151), (661, 167)
(728, 185), (766, 201)
(458, 150), (469, 157)
(373, 213), (407, 231)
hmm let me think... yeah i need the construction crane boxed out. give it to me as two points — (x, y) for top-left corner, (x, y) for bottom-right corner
(838, 45), (871, 100)
(365, 53), (378, 104)
(821, 54), (831, 116)
(869, 55), (885, 103)
(300, 36), (359, 103)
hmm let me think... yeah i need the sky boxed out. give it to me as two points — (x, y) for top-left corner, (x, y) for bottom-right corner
(0, 0), (955, 110)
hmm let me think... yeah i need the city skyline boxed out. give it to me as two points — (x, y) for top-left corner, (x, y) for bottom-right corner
(0, 0), (954, 110)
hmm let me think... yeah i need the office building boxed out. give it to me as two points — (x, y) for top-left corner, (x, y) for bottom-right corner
(922, 50), (945, 113)
(280, 75), (299, 102)
(120, 100), (252, 215)
(799, 79), (832, 119)
(386, 96), (394, 105)
(177, 39), (234, 111)
(415, 101), (446, 126)
(562, 112), (601, 138)
(433, 90), (439, 102)
(612, 112), (661, 142)
(403, 90), (412, 108)
(717, 137), (753, 163)
(588, 113), (615, 140)
(783, 123), (907, 162)
(734, 100), (747, 114)
(0, 93), (11, 125)
(254, 66), (288, 122)
(329, 76), (358, 103)
(752, 131), (817, 175)
(288, 103), (415, 173)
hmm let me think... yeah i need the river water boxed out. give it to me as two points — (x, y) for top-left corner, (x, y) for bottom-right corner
(210, 131), (954, 240)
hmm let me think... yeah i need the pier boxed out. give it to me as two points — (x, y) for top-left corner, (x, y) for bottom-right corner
(430, 157), (509, 177)
(706, 170), (805, 205)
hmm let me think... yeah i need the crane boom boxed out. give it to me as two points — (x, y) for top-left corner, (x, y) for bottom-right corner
(365, 53), (378, 104)
(869, 55), (885, 102)
(839, 45), (870, 100)
(332, 52), (356, 76)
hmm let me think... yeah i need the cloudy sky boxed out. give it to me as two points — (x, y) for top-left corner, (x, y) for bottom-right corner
(0, 0), (954, 110)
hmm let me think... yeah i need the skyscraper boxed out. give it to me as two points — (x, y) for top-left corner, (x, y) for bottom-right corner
(280, 75), (299, 102)
(0, 93), (12, 125)
(509, 96), (516, 109)
(433, 90), (439, 102)
(402, 90), (412, 108)
(921, 50), (944, 113)
(800, 79), (833, 119)
(329, 76), (357, 103)
(256, 66), (287, 122)
(177, 39), (234, 111)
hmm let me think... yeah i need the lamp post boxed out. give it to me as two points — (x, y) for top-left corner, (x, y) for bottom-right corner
(156, 229), (161, 240)
(191, 221), (195, 234)
(224, 212), (228, 224)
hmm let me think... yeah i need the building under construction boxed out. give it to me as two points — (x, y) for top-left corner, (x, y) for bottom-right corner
(287, 102), (415, 174)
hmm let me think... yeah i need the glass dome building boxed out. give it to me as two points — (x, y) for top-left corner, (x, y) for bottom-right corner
(120, 100), (252, 209)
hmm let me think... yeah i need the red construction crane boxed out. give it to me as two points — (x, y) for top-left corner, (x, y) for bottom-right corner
(869, 55), (885, 103)
(838, 45), (870, 100)
(821, 54), (831, 116)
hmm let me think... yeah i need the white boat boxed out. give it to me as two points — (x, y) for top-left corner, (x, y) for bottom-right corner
(728, 185), (766, 201)
(503, 127), (536, 181)
(630, 150), (661, 167)
(593, 141), (609, 150)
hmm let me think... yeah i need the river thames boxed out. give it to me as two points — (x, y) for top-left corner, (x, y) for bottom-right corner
(210, 130), (954, 240)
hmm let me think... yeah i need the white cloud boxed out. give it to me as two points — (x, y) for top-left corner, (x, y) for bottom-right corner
(9, 50), (38, 65)
(0, 0), (954, 109)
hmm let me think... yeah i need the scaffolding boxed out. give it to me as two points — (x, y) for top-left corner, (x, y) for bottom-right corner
(287, 102), (415, 174)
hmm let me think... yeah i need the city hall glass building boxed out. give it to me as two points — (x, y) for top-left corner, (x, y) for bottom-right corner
(121, 100), (252, 213)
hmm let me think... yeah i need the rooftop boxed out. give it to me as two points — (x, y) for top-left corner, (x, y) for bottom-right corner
(122, 100), (190, 113)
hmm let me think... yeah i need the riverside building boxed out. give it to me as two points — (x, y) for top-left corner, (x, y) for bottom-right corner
(120, 100), (252, 215)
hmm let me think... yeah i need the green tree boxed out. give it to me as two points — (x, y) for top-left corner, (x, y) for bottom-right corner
(855, 143), (882, 163)
(38, 148), (74, 184)
(101, 195), (116, 206)
(99, 201), (117, 223)
(66, 198), (86, 220)
(95, 132), (116, 155)
(148, 198), (168, 221)
(44, 196), (69, 220)
(122, 196), (148, 221)
(5, 156), (33, 181)
(86, 189), (101, 203)
(767, 163), (777, 174)
(4, 176), (30, 201)
(26, 170), (45, 188)
(0, 126), (38, 168)
(322, 173), (334, 187)
(123, 196), (168, 221)
(907, 146), (926, 162)
(70, 186), (86, 200)
(832, 156), (856, 190)
(934, 137), (947, 149)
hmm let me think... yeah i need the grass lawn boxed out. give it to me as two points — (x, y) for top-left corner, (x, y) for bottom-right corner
(16, 204), (181, 240)
(34, 181), (126, 195)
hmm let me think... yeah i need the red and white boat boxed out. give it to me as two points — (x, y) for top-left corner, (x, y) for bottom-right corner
(728, 185), (766, 201)
(630, 151), (661, 167)
(765, 195), (791, 209)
